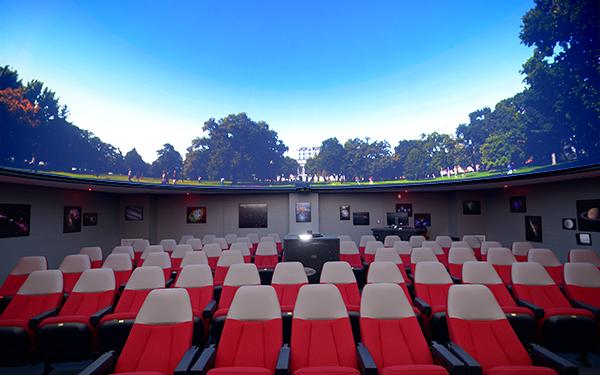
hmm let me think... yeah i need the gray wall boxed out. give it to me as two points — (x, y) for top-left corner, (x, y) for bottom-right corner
(1, 176), (599, 279)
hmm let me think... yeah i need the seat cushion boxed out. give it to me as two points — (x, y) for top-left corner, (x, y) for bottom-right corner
(208, 367), (272, 375)
(294, 366), (360, 375)
(382, 364), (449, 375)
(544, 307), (594, 320)
(485, 365), (557, 375)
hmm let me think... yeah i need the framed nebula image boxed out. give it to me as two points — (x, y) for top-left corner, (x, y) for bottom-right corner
(295, 202), (312, 223)
(186, 207), (207, 224)
(463, 200), (481, 215)
(576, 199), (600, 232)
(353, 212), (370, 226)
(83, 213), (98, 226)
(239, 203), (268, 228)
(63, 206), (82, 233)
(562, 218), (577, 231)
(509, 196), (527, 213)
(414, 213), (431, 228)
(340, 205), (350, 220)
(0, 203), (31, 238)
(525, 215), (543, 243)
(395, 203), (413, 217)
(125, 206), (144, 221)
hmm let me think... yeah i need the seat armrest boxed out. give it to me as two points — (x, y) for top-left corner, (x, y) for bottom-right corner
(275, 344), (290, 375)
(516, 299), (544, 319)
(356, 343), (377, 375)
(166, 277), (175, 288)
(431, 341), (466, 375)
(190, 344), (216, 375)
(203, 299), (217, 319)
(414, 297), (432, 316)
(29, 308), (59, 329)
(530, 344), (578, 375)
(571, 300), (600, 318)
(174, 346), (200, 375)
(90, 306), (113, 326)
(79, 350), (116, 375)
(447, 342), (482, 375)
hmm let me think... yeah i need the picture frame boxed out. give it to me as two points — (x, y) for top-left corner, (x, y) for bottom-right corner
(125, 206), (144, 221)
(0, 203), (31, 238)
(463, 200), (481, 215)
(64, 206), (82, 233)
(576, 233), (592, 246)
(509, 196), (527, 213)
(525, 215), (543, 243)
(414, 213), (431, 228)
(239, 203), (268, 228)
(576, 199), (600, 232)
(395, 203), (413, 217)
(295, 202), (311, 223)
(562, 218), (576, 231)
(353, 212), (370, 226)
(83, 213), (98, 226)
(339, 205), (350, 221)
(186, 207), (207, 224)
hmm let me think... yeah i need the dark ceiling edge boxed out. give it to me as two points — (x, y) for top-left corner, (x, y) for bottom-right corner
(0, 164), (599, 195)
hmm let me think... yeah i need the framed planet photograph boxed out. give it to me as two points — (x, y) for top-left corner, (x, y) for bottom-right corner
(353, 212), (370, 226)
(509, 196), (527, 213)
(83, 213), (98, 226)
(576, 199), (600, 232)
(395, 203), (413, 217)
(0, 203), (31, 238)
(64, 206), (82, 233)
(340, 205), (350, 221)
(562, 218), (576, 231)
(414, 213), (431, 228)
(186, 207), (207, 224)
(295, 202), (311, 223)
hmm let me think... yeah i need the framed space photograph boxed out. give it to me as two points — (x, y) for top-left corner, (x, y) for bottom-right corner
(576, 233), (592, 246)
(463, 200), (481, 215)
(239, 203), (268, 228)
(186, 207), (207, 224)
(0, 203), (31, 238)
(63, 206), (82, 233)
(562, 218), (576, 231)
(576, 199), (600, 232)
(525, 215), (543, 242)
(509, 196), (527, 213)
(83, 213), (98, 226)
(339, 205), (350, 220)
(295, 202), (311, 223)
(395, 203), (413, 217)
(414, 213), (431, 228)
(125, 206), (144, 221)
(353, 212), (370, 226)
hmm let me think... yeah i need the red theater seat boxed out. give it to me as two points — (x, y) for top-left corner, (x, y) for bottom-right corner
(142, 251), (173, 283)
(291, 284), (360, 375)
(159, 239), (178, 255)
(363, 240), (384, 265)
(447, 247), (476, 281)
(360, 283), (453, 375)
(409, 235), (426, 249)
(0, 270), (63, 366)
(410, 247), (438, 275)
(339, 240), (363, 269)
(568, 249), (600, 268)
(413, 261), (453, 342)
(132, 239), (150, 264)
(383, 234), (401, 248)
(215, 263), (261, 318)
(214, 237), (229, 250)
(229, 242), (252, 263)
(224, 233), (238, 248)
(480, 241), (502, 261)
(83, 288), (197, 375)
(254, 242), (279, 270)
(111, 245), (135, 260)
(136, 244), (164, 267)
(80, 246), (103, 268)
(180, 250), (209, 269)
(187, 238), (204, 251)
(247, 233), (260, 255)
(38, 268), (116, 363)
(462, 235), (482, 260)
(272, 262), (308, 313)
(447, 284), (570, 375)
(512, 241), (533, 262)
(174, 264), (214, 344)
(423, 241), (448, 266)
(204, 243), (223, 271)
(268, 233), (283, 253)
(203, 234), (217, 247)
(564, 262), (600, 312)
(487, 248), (517, 286)
(171, 244), (193, 271)
(359, 235), (376, 257)
(528, 249), (564, 286)
(435, 235), (453, 253)
(512, 262), (596, 353)
(214, 250), (245, 286)
(0, 256), (47, 300)
(196, 286), (284, 375)
(59, 254), (91, 294)
(367, 261), (414, 312)
(394, 241), (412, 266)
(374, 248), (409, 282)
(179, 234), (194, 245)
(462, 261), (536, 343)
(97, 266), (165, 353)
(320, 261), (361, 312)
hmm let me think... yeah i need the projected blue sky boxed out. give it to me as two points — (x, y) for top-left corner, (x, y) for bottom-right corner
(0, 0), (533, 161)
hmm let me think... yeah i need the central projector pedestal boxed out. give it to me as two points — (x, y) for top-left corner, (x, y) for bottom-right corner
(283, 234), (340, 283)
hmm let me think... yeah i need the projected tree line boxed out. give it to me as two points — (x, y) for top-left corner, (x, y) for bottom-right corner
(0, 0), (598, 183)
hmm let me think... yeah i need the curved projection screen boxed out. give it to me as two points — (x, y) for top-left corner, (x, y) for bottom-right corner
(1, 2), (598, 190)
